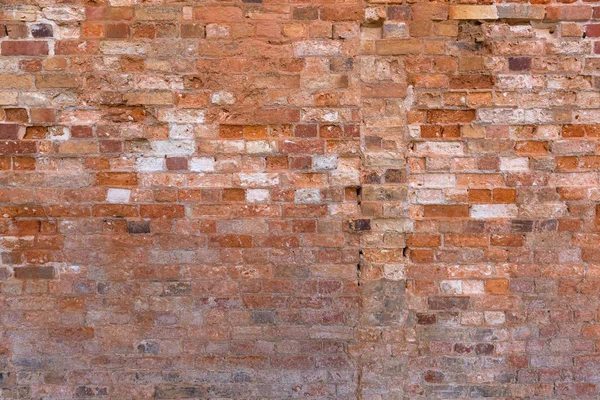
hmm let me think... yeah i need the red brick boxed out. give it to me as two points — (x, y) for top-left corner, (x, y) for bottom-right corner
(14, 266), (54, 279)
(166, 157), (188, 170)
(140, 205), (185, 219)
(546, 5), (592, 21)
(0, 124), (20, 139)
(423, 205), (469, 218)
(427, 110), (476, 124)
(0, 2), (596, 397)
(96, 172), (138, 187)
(106, 23), (129, 38)
(1, 41), (48, 56)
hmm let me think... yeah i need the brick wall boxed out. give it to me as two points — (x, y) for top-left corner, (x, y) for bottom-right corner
(1, 0), (600, 398)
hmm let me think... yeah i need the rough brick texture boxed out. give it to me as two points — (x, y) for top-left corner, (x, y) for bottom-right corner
(1, 0), (600, 399)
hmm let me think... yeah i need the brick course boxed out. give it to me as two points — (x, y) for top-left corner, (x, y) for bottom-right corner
(1, 0), (600, 399)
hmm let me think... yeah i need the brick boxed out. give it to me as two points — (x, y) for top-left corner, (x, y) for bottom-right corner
(36, 75), (80, 88)
(376, 39), (421, 55)
(293, 7), (318, 20)
(128, 220), (150, 234)
(509, 57), (532, 71)
(0, 1), (596, 397)
(546, 6), (593, 21)
(449, 5), (498, 20)
(412, 4), (449, 21)
(294, 40), (342, 57)
(106, 23), (129, 38)
(423, 205), (469, 218)
(321, 6), (363, 22)
(427, 110), (476, 124)
(140, 205), (185, 219)
(31, 24), (53, 38)
(49, 327), (94, 341)
(497, 4), (545, 21)
(471, 204), (518, 219)
(1, 41), (48, 56)
(96, 172), (138, 187)
(0, 75), (33, 89)
(0, 124), (20, 140)
(485, 278), (509, 294)
(586, 24), (600, 37)
(429, 296), (470, 310)
(14, 266), (55, 279)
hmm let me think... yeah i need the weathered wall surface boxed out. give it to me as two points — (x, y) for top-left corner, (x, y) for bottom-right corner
(1, 0), (600, 398)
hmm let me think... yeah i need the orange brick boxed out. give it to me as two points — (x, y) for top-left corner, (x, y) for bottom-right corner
(485, 279), (509, 294)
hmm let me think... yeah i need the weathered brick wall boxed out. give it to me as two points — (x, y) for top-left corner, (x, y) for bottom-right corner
(1, 0), (600, 398)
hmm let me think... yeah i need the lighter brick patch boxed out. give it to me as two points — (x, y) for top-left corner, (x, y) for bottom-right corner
(500, 157), (529, 171)
(206, 24), (230, 38)
(440, 280), (462, 295)
(106, 188), (131, 203)
(485, 311), (506, 325)
(100, 41), (147, 55)
(43, 5), (85, 21)
(211, 91), (236, 105)
(301, 108), (351, 123)
(294, 40), (342, 57)
(330, 170), (360, 186)
(189, 157), (215, 172)
(151, 140), (195, 156)
(136, 157), (166, 172)
(471, 204), (518, 219)
(415, 142), (464, 156)
(246, 141), (277, 154)
(383, 264), (406, 280)
(238, 173), (280, 187)
(463, 280), (485, 294)
(422, 174), (456, 188)
(313, 155), (337, 170)
(295, 188), (321, 204)
(169, 124), (194, 139)
(246, 189), (270, 203)
(158, 109), (205, 123)
(449, 5), (498, 20)
(0, 92), (18, 105)
(48, 126), (70, 142)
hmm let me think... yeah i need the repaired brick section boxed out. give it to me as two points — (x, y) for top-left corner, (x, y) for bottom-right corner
(0, 1), (599, 399)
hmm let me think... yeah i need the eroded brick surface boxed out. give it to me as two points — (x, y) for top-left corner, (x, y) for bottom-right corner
(1, 0), (600, 399)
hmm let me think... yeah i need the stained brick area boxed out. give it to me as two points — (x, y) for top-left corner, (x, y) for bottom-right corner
(1, 1), (600, 399)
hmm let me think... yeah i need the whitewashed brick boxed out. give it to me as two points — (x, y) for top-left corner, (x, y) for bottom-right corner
(190, 157), (215, 172)
(295, 188), (321, 204)
(169, 124), (194, 139)
(158, 109), (205, 123)
(106, 188), (131, 203)
(313, 155), (338, 170)
(500, 157), (529, 171)
(440, 280), (462, 295)
(238, 173), (280, 187)
(211, 91), (236, 105)
(136, 157), (166, 172)
(471, 204), (518, 219)
(246, 189), (270, 203)
(462, 280), (485, 294)
(151, 140), (195, 156)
